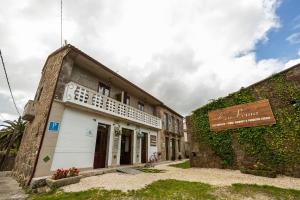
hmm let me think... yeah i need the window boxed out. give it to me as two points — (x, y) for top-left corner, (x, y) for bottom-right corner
(177, 119), (180, 133)
(123, 92), (130, 105)
(98, 82), (110, 97)
(171, 116), (175, 131)
(150, 135), (157, 147)
(164, 113), (169, 130)
(138, 102), (144, 111)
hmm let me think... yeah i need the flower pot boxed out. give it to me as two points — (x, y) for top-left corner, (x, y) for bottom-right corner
(46, 175), (82, 188)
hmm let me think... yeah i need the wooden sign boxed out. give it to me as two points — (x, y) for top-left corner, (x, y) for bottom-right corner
(150, 135), (157, 146)
(208, 99), (276, 131)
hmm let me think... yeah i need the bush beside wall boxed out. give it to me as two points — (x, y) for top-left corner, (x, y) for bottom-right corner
(188, 64), (300, 177)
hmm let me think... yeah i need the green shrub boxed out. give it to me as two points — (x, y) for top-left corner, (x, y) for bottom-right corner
(191, 74), (300, 172)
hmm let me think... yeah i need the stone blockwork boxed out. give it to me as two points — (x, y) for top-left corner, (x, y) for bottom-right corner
(188, 64), (300, 177)
(156, 106), (184, 161)
(0, 152), (16, 171)
(187, 116), (223, 168)
(13, 48), (70, 186)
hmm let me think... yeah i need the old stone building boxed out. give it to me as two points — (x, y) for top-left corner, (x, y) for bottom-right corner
(188, 63), (300, 177)
(13, 44), (184, 186)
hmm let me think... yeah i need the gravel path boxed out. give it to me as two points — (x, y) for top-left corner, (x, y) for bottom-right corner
(63, 161), (300, 192)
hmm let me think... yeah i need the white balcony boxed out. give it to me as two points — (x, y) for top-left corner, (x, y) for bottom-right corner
(63, 82), (162, 129)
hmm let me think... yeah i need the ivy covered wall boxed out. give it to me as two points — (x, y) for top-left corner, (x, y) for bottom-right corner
(188, 64), (300, 177)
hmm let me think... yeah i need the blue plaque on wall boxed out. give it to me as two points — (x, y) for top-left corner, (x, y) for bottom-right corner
(48, 121), (60, 133)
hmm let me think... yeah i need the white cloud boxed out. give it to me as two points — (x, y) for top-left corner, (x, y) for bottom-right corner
(0, 0), (295, 118)
(284, 50), (300, 69)
(286, 32), (300, 44)
(292, 15), (300, 30)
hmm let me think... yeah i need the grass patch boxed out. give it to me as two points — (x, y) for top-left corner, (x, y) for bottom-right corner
(136, 167), (166, 173)
(28, 179), (216, 200)
(169, 160), (191, 169)
(231, 184), (300, 200)
(28, 179), (300, 200)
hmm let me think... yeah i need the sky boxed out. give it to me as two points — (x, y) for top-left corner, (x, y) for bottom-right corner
(0, 0), (300, 124)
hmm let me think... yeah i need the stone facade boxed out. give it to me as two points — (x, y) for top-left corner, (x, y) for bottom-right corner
(188, 64), (300, 177)
(14, 45), (185, 186)
(13, 48), (70, 186)
(157, 106), (184, 161)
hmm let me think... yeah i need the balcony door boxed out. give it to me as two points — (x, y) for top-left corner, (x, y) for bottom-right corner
(94, 123), (109, 169)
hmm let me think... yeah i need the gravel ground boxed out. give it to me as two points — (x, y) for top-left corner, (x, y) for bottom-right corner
(63, 161), (300, 192)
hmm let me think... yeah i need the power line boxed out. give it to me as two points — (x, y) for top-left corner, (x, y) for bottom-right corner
(61, 0), (63, 47)
(0, 50), (21, 117)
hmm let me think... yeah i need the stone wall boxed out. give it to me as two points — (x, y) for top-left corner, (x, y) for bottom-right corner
(157, 106), (184, 161)
(188, 64), (300, 177)
(0, 152), (16, 171)
(12, 48), (70, 186)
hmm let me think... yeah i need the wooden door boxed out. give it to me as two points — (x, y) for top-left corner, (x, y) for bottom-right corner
(141, 132), (148, 163)
(93, 124), (108, 168)
(120, 130), (132, 165)
(165, 137), (169, 160)
(172, 138), (176, 160)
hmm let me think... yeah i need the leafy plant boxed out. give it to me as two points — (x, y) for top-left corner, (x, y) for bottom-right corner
(0, 117), (27, 170)
(191, 74), (300, 175)
(68, 167), (80, 177)
(0, 117), (26, 151)
(52, 167), (80, 180)
(52, 169), (69, 180)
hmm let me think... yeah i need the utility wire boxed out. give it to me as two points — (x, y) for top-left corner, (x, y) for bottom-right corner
(0, 50), (21, 117)
(61, 0), (63, 47)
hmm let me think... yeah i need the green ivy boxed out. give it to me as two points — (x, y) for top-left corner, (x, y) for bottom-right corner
(191, 74), (300, 171)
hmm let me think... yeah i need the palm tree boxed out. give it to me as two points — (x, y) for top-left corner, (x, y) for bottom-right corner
(0, 117), (26, 170)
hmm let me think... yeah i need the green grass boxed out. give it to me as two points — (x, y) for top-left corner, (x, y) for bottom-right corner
(231, 184), (300, 200)
(169, 160), (191, 169)
(28, 179), (300, 200)
(28, 179), (216, 200)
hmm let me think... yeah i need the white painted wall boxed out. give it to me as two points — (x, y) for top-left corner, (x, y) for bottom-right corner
(51, 107), (159, 170)
(145, 130), (158, 161)
(51, 108), (98, 170)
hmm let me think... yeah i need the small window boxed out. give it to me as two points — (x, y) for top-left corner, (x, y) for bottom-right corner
(150, 135), (157, 147)
(123, 93), (130, 105)
(98, 82), (110, 97)
(138, 102), (144, 111)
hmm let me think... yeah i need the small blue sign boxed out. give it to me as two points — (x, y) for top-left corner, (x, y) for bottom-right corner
(48, 121), (60, 133)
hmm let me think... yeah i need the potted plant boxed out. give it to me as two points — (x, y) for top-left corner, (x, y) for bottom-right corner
(46, 167), (82, 188)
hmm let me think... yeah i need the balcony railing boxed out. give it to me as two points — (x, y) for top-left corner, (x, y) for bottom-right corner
(63, 82), (162, 129)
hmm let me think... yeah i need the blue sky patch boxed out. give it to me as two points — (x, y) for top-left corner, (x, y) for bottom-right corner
(256, 0), (300, 62)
